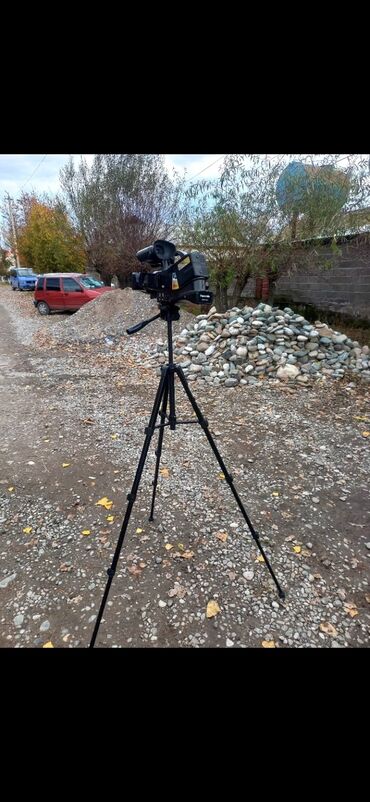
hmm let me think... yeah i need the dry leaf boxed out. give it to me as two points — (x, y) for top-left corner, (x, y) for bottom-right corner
(107, 515), (114, 523)
(128, 564), (142, 576)
(319, 622), (338, 636)
(135, 528), (143, 534)
(218, 472), (225, 480)
(23, 526), (32, 535)
(177, 543), (185, 551)
(62, 463), (70, 468)
(343, 602), (359, 618)
(181, 550), (194, 559)
(272, 492), (279, 497)
(111, 434), (119, 440)
(362, 431), (370, 437)
(354, 416), (370, 422)
(81, 529), (91, 536)
(82, 418), (95, 425)
(255, 555), (265, 563)
(293, 545), (302, 554)
(164, 543), (173, 551)
(95, 497), (113, 510)
(206, 600), (220, 618)
(216, 531), (228, 542)
(8, 487), (14, 492)
(62, 634), (70, 642)
(60, 563), (73, 572)
(159, 468), (170, 478)
(168, 584), (186, 598)
(42, 642), (54, 648)
(262, 640), (276, 648)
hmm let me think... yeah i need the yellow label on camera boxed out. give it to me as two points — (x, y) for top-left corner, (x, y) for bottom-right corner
(180, 256), (190, 268)
(172, 274), (179, 289)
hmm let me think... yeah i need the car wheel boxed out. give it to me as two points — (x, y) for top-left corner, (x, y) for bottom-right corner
(37, 301), (50, 315)
(12, 286), (16, 291)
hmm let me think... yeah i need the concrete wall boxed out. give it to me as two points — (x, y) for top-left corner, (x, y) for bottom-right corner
(271, 237), (370, 321)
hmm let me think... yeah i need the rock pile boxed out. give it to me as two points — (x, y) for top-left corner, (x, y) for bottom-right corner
(154, 303), (370, 385)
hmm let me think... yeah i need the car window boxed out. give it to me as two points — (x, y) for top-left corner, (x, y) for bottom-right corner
(45, 278), (61, 291)
(63, 278), (82, 292)
(80, 276), (103, 288)
(36, 277), (44, 290)
(18, 268), (34, 276)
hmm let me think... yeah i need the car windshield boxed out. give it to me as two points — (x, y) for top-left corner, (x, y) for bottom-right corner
(18, 268), (35, 276)
(79, 276), (105, 288)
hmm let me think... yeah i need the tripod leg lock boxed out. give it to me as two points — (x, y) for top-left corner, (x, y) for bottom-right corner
(107, 568), (115, 578)
(127, 492), (136, 502)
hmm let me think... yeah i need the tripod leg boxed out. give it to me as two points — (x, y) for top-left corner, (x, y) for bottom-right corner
(175, 366), (285, 599)
(89, 367), (169, 647)
(149, 381), (169, 521)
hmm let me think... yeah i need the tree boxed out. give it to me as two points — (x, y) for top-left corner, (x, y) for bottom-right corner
(1, 192), (87, 273)
(60, 154), (185, 286)
(180, 154), (370, 293)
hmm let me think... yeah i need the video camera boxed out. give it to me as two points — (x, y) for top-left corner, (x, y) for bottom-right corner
(131, 239), (213, 305)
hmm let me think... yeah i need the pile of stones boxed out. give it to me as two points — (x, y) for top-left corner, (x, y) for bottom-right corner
(154, 303), (370, 386)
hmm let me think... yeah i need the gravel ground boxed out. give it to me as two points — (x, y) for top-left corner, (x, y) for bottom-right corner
(1, 285), (370, 649)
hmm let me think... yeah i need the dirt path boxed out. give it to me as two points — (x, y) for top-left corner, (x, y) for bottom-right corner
(1, 288), (370, 648)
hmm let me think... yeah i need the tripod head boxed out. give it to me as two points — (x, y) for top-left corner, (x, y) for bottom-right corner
(126, 302), (180, 336)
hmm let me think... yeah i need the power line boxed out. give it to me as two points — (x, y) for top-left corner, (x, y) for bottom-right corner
(20, 154), (48, 190)
(186, 156), (225, 182)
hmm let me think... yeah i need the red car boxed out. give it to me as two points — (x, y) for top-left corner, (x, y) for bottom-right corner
(33, 273), (113, 315)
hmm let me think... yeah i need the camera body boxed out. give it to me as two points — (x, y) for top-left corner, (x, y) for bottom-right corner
(131, 240), (213, 305)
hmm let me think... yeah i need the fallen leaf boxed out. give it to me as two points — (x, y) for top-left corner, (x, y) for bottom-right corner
(95, 497), (113, 510)
(135, 527), (143, 534)
(165, 543), (173, 551)
(8, 487), (14, 492)
(181, 550), (194, 559)
(23, 526), (32, 535)
(128, 564), (143, 576)
(168, 584), (186, 598)
(81, 530), (91, 536)
(107, 515), (115, 523)
(206, 600), (220, 618)
(82, 418), (95, 425)
(42, 642), (54, 648)
(177, 543), (185, 551)
(216, 531), (228, 542)
(262, 640), (275, 648)
(272, 492), (279, 497)
(319, 622), (338, 636)
(354, 416), (370, 422)
(255, 555), (265, 563)
(301, 549), (311, 557)
(60, 563), (73, 572)
(111, 434), (119, 440)
(362, 431), (370, 437)
(293, 546), (301, 554)
(159, 468), (170, 478)
(62, 634), (70, 642)
(343, 602), (359, 618)
(62, 463), (70, 468)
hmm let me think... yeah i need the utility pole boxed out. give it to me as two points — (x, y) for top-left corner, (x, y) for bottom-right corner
(5, 192), (20, 267)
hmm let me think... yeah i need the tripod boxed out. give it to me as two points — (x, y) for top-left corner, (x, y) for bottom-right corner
(89, 302), (285, 648)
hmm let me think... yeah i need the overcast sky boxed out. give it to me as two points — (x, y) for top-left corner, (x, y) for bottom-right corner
(0, 154), (226, 201)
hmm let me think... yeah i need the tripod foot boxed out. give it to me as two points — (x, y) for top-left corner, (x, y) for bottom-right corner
(278, 589), (286, 600)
